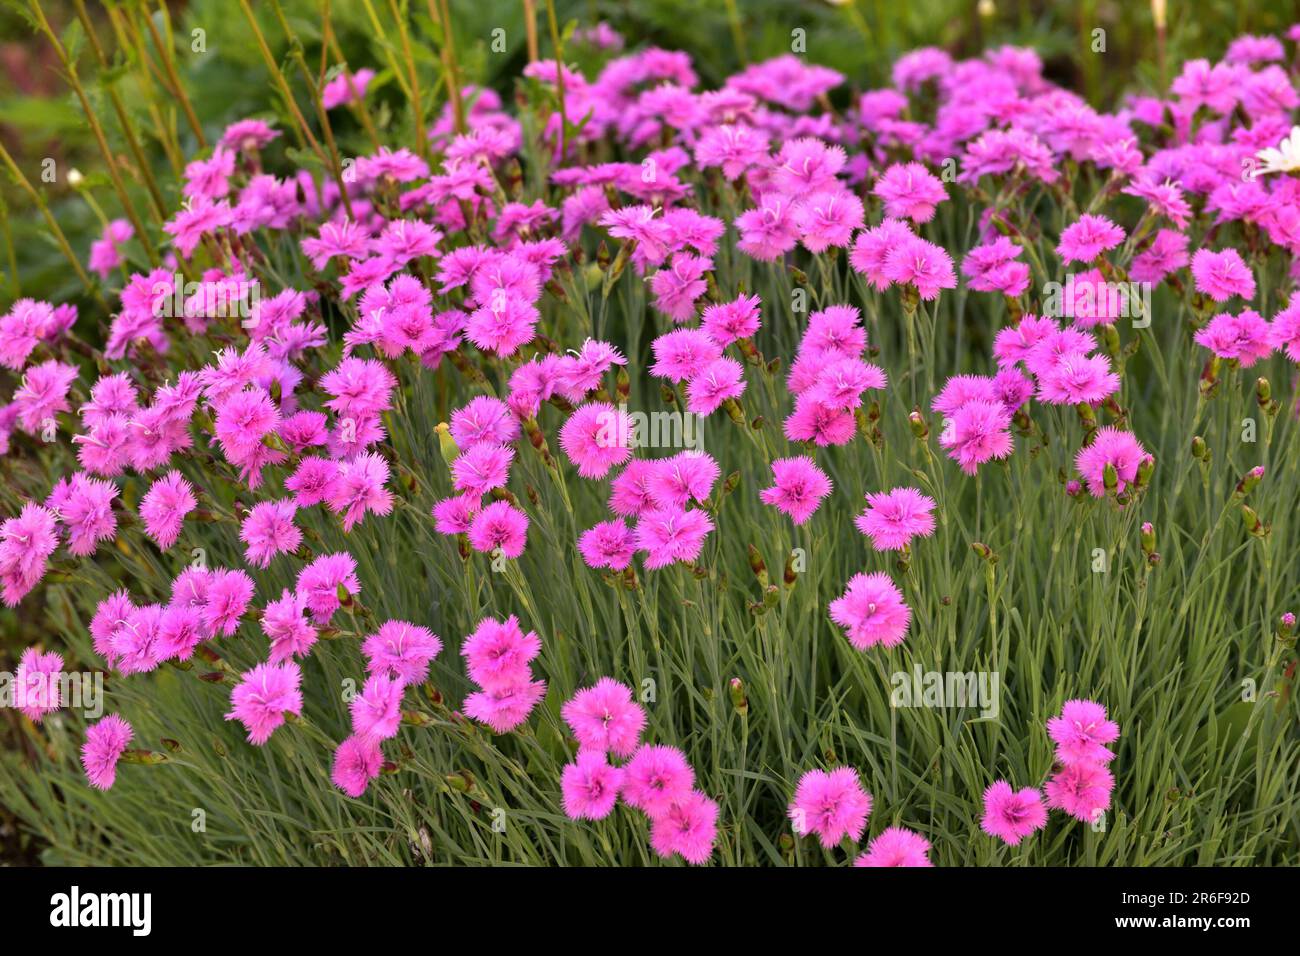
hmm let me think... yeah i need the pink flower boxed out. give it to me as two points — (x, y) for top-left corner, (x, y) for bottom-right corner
(578, 520), (637, 571)
(1191, 249), (1256, 302)
(1048, 699), (1120, 766)
(296, 552), (360, 623)
(939, 399), (1014, 474)
(225, 660), (302, 745)
(649, 253), (711, 322)
(0, 503), (59, 606)
(463, 679), (547, 733)
(980, 780), (1048, 845)
(53, 474), (118, 557)
(467, 500), (529, 558)
(789, 766), (873, 849)
(561, 678), (646, 757)
(449, 396), (520, 448)
(363, 620), (442, 685)
(261, 589), (317, 663)
(854, 827), (933, 867)
(89, 219), (133, 279)
(139, 471), (196, 550)
(635, 505), (714, 569)
(451, 443), (515, 496)
(686, 357), (746, 415)
(332, 734), (383, 797)
(759, 456), (832, 525)
(1272, 300), (1300, 362)
(1129, 229), (1190, 284)
(1074, 426), (1150, 497)
(240, 499), (301, 568)
(735, 194), (800, 262)
(1056, 214), (1125, 264)
(465, 296), (539, 356)
(622, 744), (695, 816)
(14, 647), (63, 721)
(561, 750), (625, 820)
(701, 293), (762, 347)
(795, 190), (865, 252)
(962, 236), (1030, 297)
(203, 568), (255, 637)
(1194, 309), (1273, 366)
(784, 396), (856, 447)
(1035, 352), (1120, 406)
(327, 452), (394, 531)
(806, 358), (886, 410)
(829, 572), (911, 649)
(883, 236), (957, 300)
(650, 328), (722, 382)
(1044, 761), (1114, 823)
(81, 714), (133, 790)
(855, 487), (936, 551)
(560, 402), (633, 478)
(322, 68), (374, 109)
(694, 123), (769, 180)
(850, 218), (914, 291)
(648, 790), (718, 864)
(350, 674), (404, 740)
(462, 615), (541, 693)
(873, 162), (947, 223)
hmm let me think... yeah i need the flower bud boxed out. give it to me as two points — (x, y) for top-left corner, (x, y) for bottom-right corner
(435, 422), (459, 465)
(729, 677), (749, 717)
(1140, 521), (1156, 555)
(908, 408), (929, 439)
(1234, 465), (1265, 498)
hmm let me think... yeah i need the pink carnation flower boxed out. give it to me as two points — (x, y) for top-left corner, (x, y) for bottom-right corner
(759, 456), (832, 525)
(363, 620), (442, 686)
(332, 734), (384, 797)
(81, 714), (133, 790)
(622, 744), (696, 816)
(467, 500), (529, 558)
(855, 487), (936, 551)
(1191, 248), (1256, 302)
(980, 780), (1048, 845)
(139, 471), (197, 550)
(225, 660), (302, 745)
(854, 826), (933, 867)
(648, 790), (718, 864)
(873, 162), (947, 223)
(561, 750), (625, 820)
(1044, 761), (1114, 823)
(789, 766), (873, 849)
(829, 572), (911, 649)
(561, 678), (646, 757)
(1194, 309), (1273, 366)
(1074, 426), (1150, 497)
(1056, 214), (1125, 264)
(560, 402), (633, 478)
(240, 499), (301, 568)
(1047, 699), (1120, 766)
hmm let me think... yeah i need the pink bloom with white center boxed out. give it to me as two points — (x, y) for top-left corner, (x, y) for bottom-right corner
(1035, 351), (1120, 406)
(883, 236), (957, 300)
(795, 190), (865, 252)
(1056, 214), (1125, 265)
(225, 660), (303, 745)
(561, 678), (646, 757)
(873, 162), (947, 223)
(855, 487), (936, 551)
(788, 766), (873, 849)
(240, 499), (301, 568)
(467, 500), (529, 558)
(559, 402), (633, 478)
(759, 456), (832, 525)
(1074, 426), (1150, 497)
(686, 357), (746, 415)
(1048, 699), (1121, 766)
(735, 194), (800, 262)
(1, 503), (59, 607)
(1191, 248), (1256, 302)
(350, 674), (404, 741)
(463, 679), (547, 733)
(296, 552), (360, 623)
(939, 399), (1014, 475)
(53, 474), (118, 557)
(363, 620), (442, 685)
(635, 505), (714, 569)
(327, 452), (394, 532)
(829, 572), (911, 649)
(578, 519), (637, 571)
(649, 253), (711, 322)
(850, 218), (915, 291)
(701, 293), (762, 347)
